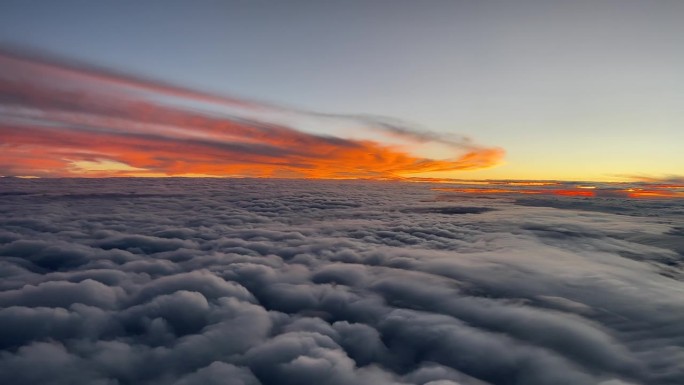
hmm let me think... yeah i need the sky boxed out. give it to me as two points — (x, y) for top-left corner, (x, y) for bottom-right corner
(1, 0), (683, 181)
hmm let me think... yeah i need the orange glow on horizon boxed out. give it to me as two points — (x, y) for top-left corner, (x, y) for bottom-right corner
(625, 189), (684, 199)
(433, 185), (684, 200)
(433, 187), (594, 197)
(551, 189), (595, 197)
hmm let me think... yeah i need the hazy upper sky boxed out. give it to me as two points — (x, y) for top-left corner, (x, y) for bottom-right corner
(1, 0), (683, 181)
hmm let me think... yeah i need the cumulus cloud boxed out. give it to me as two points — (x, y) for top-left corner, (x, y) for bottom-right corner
(1, 178), (683, 384)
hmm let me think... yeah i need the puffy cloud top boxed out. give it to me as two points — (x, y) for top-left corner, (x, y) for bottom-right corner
(1, 178), (683, 385)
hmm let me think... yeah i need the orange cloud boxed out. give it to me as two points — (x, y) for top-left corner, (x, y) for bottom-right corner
(0, 49), (504, 178)
(433, 182), (684, 199)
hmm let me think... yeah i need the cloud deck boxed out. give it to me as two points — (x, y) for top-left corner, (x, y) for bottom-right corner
(1, 178), (683, 385)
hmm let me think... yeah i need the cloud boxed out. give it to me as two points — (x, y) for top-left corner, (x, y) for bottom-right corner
(0, 48), (503, 178)
(618, 174), (684, 185)
(1, 179), (683, 384)
(433, 179), (684, 200)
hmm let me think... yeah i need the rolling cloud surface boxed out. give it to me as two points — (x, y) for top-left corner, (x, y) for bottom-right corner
(1, 178), (683, 384)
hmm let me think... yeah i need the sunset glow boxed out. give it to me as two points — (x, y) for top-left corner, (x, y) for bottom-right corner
(3, 3), (684, 385)
(0, 51), (504, 179)
(433, 181), (684, 200)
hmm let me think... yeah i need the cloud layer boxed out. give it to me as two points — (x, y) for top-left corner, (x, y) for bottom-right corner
(1, 178), (683, 385)
(0, 49), (503, 178)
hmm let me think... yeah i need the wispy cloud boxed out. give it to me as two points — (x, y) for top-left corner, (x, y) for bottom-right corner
(0, 48), (503, 178)
(618, 174), (684, 186)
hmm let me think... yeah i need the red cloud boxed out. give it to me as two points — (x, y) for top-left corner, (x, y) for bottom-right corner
(0, 49), (504, 178)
